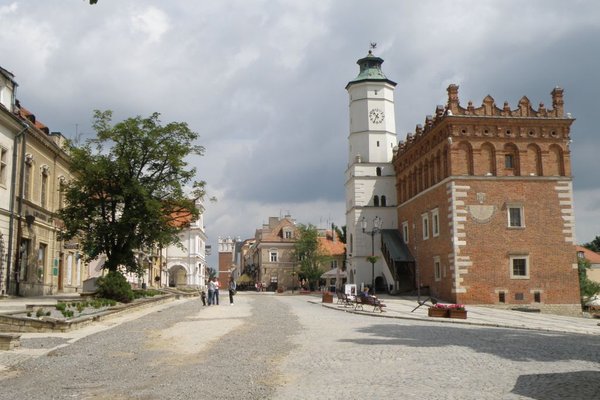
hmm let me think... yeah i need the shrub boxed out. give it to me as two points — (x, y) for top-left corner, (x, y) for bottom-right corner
(56, 303), (67, 312)
(96, 271), (134, 303)
(36, 308), (45, 318)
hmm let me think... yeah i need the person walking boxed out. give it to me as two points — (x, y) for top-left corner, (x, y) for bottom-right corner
(228, 276), (237, 305)
(207, 279), (216, 306)
(214, 278), (220, 305)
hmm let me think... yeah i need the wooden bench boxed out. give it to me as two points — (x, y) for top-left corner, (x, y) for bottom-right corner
(336, 291), (356, 307)
(354, 295), (386, 312)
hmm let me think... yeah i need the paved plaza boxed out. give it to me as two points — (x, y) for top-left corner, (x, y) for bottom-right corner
(0, 293), (598, 399)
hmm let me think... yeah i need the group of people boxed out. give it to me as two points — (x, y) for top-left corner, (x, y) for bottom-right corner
(201, 276), (237, 306)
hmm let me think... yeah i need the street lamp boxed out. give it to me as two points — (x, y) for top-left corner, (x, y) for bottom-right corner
(361, 216), (382, 295)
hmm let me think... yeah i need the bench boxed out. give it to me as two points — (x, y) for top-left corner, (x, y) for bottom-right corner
(336, 291), (356, 307)
(354, 295), (386, 312)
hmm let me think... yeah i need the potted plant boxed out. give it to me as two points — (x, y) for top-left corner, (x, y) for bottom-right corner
(428, 304), (449, 318)
(448, 304), (467, 319)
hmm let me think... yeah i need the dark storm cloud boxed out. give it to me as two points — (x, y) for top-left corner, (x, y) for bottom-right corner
(1, 0), (599, 259)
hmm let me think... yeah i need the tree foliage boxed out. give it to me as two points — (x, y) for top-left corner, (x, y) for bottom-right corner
(59, 110), (205, 275)
(578, 257), (600, 300)
(292, 224), (330, 290)
(583, 236), (600, 253)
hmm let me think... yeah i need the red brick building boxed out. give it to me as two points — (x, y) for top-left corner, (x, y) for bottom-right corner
(392, 85), (581, 315)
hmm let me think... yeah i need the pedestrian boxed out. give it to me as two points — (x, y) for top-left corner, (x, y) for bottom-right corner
(200, 290), (206, 306)
(214, 278), (220, 305)
(207, 279), (216, 305)
(228, 276), (237, 305)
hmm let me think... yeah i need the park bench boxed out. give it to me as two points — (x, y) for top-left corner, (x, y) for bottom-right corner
(354, 295), (386, 312)
(336, 291), (356, 307)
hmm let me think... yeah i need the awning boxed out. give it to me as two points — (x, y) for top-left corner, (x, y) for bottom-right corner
(321, 268), (347, 279)
(381, 229), (414, 262)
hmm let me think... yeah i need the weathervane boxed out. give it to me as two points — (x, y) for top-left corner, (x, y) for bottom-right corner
(370, 42), (377, 50)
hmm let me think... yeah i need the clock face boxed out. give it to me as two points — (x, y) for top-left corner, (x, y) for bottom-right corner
(369, 108), (385, 124)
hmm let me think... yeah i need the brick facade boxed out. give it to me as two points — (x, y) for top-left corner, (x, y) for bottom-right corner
(393, 85), (581, 315)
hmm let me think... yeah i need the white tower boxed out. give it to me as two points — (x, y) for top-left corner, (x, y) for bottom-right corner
(345, 49), (398, 292)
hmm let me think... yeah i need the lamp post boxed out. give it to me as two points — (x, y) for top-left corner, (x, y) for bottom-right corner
(361, 216), (382, 295)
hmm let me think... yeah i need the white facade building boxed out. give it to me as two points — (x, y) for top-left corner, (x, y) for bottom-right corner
(0, 66), (19, 295)
(163, 200), (208, 289)
(345, 50), (398, 292)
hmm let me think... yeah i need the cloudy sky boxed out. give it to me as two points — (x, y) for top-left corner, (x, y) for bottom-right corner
(1, 1), (599, 267)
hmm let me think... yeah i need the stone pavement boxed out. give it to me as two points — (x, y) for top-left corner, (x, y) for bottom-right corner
(0, 292), (598, 373)
(320, 294), (600, 336)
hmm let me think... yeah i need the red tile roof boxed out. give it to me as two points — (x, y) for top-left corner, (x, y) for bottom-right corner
(576, 246), (600, 264)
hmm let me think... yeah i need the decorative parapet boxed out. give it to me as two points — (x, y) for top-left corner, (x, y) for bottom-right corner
(395, 84), (573, 157)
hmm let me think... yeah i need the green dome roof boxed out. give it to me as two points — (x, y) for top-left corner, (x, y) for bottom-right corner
(346, 50), (396, 88)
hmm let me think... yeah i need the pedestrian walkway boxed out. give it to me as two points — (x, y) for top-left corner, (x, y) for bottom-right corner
(321, 294), (600, 336)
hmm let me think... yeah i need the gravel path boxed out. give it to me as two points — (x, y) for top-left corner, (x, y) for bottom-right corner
(1, 293), (598, 399)
(0, 293), (299, 400)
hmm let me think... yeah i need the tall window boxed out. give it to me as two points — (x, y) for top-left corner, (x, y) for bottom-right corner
(38, 243), (47, 282)
(381, 195), (387, 207)
(505, 154), (514, 169)
(510, 255), (529, 279)
(269, 250), (278, 262)
(331, 260), (338, 269)
(24, 162), (32, 200)
(434, 257), (441, 281)
(40, 170), (49, 208)
(373, 195), (379, 207)
(508, 205), (524, 228)
(432, 208), (440, 237)
(0, 146), (7, 186)
(402, 221), (409, 243)
(376, 167), (382, 176)
(422, 213), (430, 240)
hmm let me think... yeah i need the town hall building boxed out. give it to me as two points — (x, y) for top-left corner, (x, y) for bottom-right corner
(345, 50), (581, 315)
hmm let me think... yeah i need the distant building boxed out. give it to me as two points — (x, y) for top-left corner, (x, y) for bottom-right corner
(577, 246), (600, 285)
(162, 199), (208, 289)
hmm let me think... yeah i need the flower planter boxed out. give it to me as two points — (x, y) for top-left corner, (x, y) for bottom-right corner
(428, 308), (449, 318)
(449, 309), (467, 319)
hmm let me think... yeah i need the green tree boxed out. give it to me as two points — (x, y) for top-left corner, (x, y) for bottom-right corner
(583, 236), (600, 253)
(206, 267), (217, 280)
(578, 256), (600, 300)
(59, 110), (205, 275)
(334, 224), (346, 244)
(292, 224), (330, 291)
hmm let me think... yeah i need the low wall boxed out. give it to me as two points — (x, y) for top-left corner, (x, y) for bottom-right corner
(0, 294), (181, 333)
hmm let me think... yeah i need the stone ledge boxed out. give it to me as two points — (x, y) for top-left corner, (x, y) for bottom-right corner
(0, 294), (178, 333)
(0, 333), (21, 350)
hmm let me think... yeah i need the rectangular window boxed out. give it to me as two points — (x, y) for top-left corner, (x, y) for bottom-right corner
(421, 213), (429, 240)
(508, 206), (524, 227)
(0, 146), (7, 186)
(38, 243), (47, 282)
(515, 292), (524, 301)
(19, 238), (31, 281)
(24, 163), (31, 200)
(434, 257), (441, 281)
(41, 172), (48, 208)
(331, 260), (338, 269)
(505, 154), (514, 168)
(498, 292), (506, 303)
(402, 221), (409, 243)
(510, 255), (529, 279)
(284, 231), (292, 239)
(270, 251), (278, 262)
(534, 291), (541, 303)
(431, 208), (440, 237)
(67, 253), (73, 285)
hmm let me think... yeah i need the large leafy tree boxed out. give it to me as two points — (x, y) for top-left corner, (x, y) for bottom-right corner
(583, 236), (600, 253)
(59, 110), (205, 275)
(292, 224), (330, 290)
